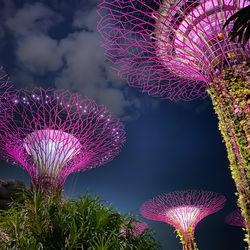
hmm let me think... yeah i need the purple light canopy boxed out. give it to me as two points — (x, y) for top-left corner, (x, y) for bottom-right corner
(140, 190), (226, 248)
(98, 0), (249, 100)
(0, 88), (126, 191)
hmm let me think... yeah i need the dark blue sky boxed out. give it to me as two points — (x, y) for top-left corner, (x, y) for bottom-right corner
(0, 0), (245, 249)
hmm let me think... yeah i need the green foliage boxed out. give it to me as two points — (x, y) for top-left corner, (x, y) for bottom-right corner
(208, 62), (250, 247)
(223, 5), (250, 47)
(0, 189), (161, 250)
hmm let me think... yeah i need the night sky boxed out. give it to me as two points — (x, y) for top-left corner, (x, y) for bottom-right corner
(0, 0), (245, 249)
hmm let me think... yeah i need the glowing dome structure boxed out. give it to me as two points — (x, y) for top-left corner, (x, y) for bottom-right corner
(226, 209), (246, 228)
(0, 88), (125, 192)
(98, 1), (250, 244)
(140, 190), (226, 249)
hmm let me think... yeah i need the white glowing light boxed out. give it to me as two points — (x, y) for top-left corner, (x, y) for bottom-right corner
(165, 206), (201, 232)
(23, 129), (81, 177)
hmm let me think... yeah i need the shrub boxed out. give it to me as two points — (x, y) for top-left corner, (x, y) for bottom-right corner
(0, 190), (161, 249)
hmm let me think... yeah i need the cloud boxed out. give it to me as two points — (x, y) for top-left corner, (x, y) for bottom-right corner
(16, 34), (63, 74)
(73, 8), (98, 31)
(10, 68), (37, 89)
(55, 30), (129, 114)
(1, 1), (158, 119)
(5, 2), (57, 37)
(0, 0), (16, 21)
(0, 26), (4, 40)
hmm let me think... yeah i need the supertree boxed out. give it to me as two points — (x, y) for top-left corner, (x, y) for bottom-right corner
(0, 88), (125, 192)
(121, 221), (148, 236)
(97, 0), (250, 243)
(226, 209), (246, 228)
(140, 190), (226, 250)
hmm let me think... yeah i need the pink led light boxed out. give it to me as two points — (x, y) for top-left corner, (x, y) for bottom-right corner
(0, 88), (126, 191)
(225, 209), (246, 227)
(140, 190), (226, 239)
(97, 0), (249, 100)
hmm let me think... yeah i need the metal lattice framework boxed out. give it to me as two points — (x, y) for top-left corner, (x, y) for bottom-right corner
(140, 190), (226, 249)
(0, 88), (125, 191)
(98, 0), (249, 100)
(226, 209), (246, 227)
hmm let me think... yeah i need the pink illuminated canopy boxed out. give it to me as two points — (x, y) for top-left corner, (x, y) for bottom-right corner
(0, 88), (126, 191)
(140, 190), (226, 238)
(98, 0), (249, 100)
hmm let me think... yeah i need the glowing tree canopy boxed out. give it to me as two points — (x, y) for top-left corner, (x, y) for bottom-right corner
(121, 222), (148, 236)
(226, 209), (246, 228)
(140, 190), (226, 250)
(0, 88), (125, 192)
(98, 0), (249, 99)
(98, 0), (250, 244)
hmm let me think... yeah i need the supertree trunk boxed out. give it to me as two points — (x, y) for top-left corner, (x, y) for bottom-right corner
(182, 236), (198, 250)
(182, 240), (198, 250)
(177, 230), (198, 250)
(208, 62), (250, 245)
(30, 176), (62, 194)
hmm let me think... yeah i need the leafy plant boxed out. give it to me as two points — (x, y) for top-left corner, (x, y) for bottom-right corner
(0, 189), (161, 249)
(223, 5), (250, 47)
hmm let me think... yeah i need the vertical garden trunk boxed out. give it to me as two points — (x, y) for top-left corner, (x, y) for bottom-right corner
(182, 235), (198, 250)
(208, 62), (250, 246)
